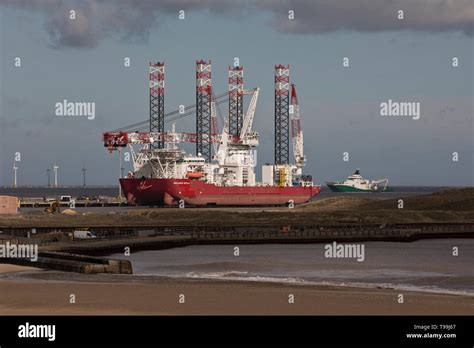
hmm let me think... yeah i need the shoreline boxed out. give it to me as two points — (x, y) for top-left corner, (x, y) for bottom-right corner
(0, 265), (472, 315)
(4, 265), (472, 298)
(159, 274), (474, 298)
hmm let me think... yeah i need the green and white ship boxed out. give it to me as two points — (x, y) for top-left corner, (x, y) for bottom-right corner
(326, 169), (388, 192)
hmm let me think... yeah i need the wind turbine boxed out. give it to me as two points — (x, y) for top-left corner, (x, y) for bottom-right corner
(13, 161), (18, 188)
(53, 163), (59, 188)
(82, 165), (87, 187)
(46, 168), (51, 187)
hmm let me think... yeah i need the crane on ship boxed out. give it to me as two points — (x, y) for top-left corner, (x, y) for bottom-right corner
(103, 78), (260, 180)
(290, 84), (306, 170)
(103, 89), (260, 151)
(103, 90), (231, 151)
(216, 88), (260, 163)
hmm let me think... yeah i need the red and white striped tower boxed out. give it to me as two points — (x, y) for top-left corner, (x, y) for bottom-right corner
(196, 59), (212, 162)
(274, 64), (290, 165)
(149, 62), (165, 149)
(228, 65), (244, 136)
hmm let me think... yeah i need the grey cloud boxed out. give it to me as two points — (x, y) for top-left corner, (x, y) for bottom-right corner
(0, 0), (472, 48)
(265, 0), (474, 36)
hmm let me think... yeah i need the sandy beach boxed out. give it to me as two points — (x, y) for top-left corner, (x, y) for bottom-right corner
(0, 265), (472, 315)
(0, 264), (38, 274)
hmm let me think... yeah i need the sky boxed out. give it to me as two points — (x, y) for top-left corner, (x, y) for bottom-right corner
(0, 0), (473, 186)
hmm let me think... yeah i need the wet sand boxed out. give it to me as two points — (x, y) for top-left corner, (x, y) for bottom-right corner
(0, 266), (472, 315)
(0, 264), (37, 274)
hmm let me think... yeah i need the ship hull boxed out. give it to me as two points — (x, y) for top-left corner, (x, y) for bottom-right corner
(120, 178), (169, 205)
(326, 183), (377, 192)
(121, 178), (321, 206)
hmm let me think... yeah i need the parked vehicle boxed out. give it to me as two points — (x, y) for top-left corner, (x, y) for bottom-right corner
(73, 230), (97, 239)
(60, 195), (72, 202)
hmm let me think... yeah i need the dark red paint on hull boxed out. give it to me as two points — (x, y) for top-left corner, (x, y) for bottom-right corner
(120, 178), (321, 206)
(119, 178), (168, 205)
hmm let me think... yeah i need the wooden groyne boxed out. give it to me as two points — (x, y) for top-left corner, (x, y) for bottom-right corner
(1, 251), (132, 274)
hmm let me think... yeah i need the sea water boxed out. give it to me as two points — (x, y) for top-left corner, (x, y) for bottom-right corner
(110, 238), (474, 296)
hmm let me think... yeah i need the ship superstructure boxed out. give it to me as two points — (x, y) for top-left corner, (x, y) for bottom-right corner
(326, 169), (389, 192)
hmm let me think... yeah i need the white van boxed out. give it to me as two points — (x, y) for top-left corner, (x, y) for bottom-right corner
(60, 195), (72, 202)
(73, 230), (97, 239)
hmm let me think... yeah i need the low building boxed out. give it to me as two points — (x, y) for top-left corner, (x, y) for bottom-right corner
(0, 196), (19, 214)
